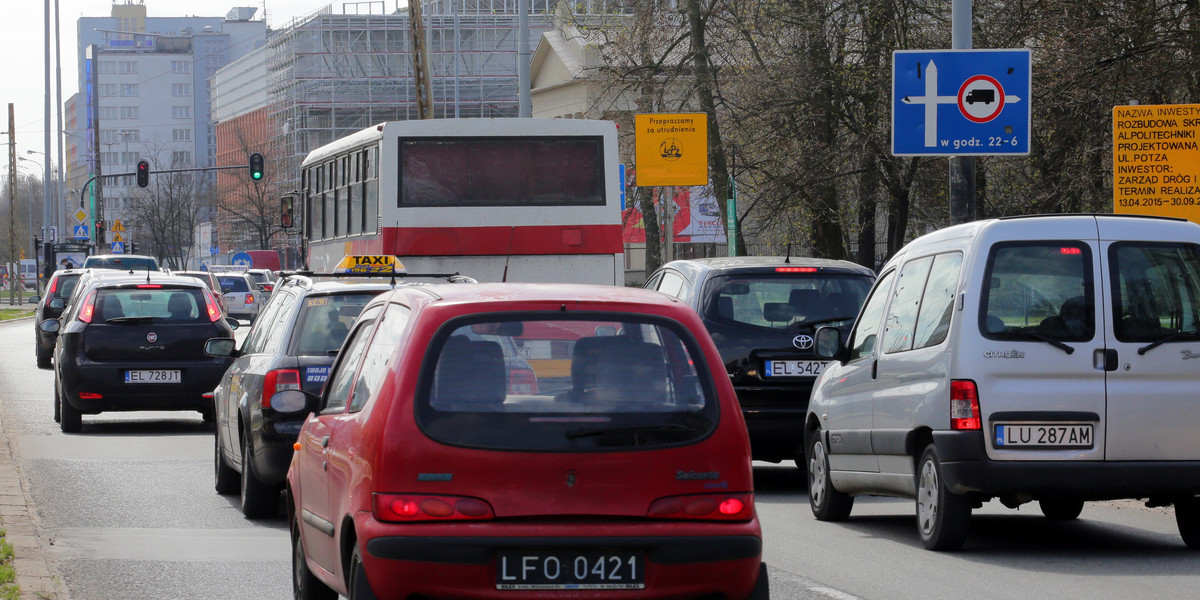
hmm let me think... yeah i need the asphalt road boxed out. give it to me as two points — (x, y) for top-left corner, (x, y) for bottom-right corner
(1, 317), (1198, 600)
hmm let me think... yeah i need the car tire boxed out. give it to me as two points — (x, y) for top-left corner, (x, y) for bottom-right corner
(53, 378), (61, 423)
(1175, 495), (1200, 549)
(59, 384), (82, 434)
(808, 432), (853, 521)
(240, 435), (280, 518)
(349, 543), (380, 600)
(292, 510), (337, 600)
(916, 445), (971, 551)
(36, 345), (51, 370)
(747, 562), (770, 600)
(1039, 498), (1085, 521)
(214, 434), (239, 495)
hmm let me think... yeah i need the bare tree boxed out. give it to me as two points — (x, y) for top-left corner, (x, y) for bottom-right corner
(128, 144), (210, 270)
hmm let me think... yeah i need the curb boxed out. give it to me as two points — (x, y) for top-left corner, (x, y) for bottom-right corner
(0, 415), (65, 599)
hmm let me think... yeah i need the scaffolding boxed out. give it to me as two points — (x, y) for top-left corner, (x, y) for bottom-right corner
(266, 1), (634, 194)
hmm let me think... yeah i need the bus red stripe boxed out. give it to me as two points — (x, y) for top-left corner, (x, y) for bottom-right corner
(362, 224), (623, 256)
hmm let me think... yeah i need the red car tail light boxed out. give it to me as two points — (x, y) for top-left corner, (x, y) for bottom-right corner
(775, 267), (818, 273)
(246, 293), (256, 305)
(47, 277), (58, 295)
(647, 493), (754, 521)
(950, 379), (982, 430)
(262, 369), (301, 409)
(508, 368), (539, 394)
(78, 290), (98, 323)
(79, 392), (103, 399)
(374, 494), (495, 522)
(202, 289), (222, 322)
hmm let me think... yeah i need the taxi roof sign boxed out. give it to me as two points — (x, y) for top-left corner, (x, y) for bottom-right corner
(334, 255), (407, 274)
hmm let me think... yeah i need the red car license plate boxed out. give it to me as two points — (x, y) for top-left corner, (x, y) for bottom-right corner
(496, 551), (644, 590)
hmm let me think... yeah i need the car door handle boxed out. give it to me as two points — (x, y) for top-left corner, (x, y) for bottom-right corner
(321, 436), (331, 448)
(1093, 348), (1118, 372)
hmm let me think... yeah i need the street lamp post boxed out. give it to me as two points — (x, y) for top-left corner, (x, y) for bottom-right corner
(17, 155), (43, 292)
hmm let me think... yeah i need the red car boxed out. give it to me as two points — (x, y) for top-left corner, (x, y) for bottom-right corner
(282, 283), (767, 600)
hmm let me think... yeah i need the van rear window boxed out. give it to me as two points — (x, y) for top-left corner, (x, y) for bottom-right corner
(1109, 242), (1200, 343)
(981, 241), (1094, 341)
(415, 316), (718, 452)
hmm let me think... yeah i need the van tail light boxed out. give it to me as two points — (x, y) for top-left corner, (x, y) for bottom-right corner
(508, 368), (539, 394)
(78, 290), (98, 323)
(262, 369), (301, 409)
(246, 293), (256, 305)
(202, 289), (222, 322)
(647, 493), (754, 522)
(374, 494), (495, 523)
(48, 277), (58, 295)
(950, 379), (982, 430)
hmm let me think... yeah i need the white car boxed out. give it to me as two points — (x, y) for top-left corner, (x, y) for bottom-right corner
(805, 214), (1200, 550)
(215, 273), (259, 322)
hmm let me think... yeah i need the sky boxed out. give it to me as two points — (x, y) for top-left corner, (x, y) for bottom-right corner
(0, 0), (335, 175)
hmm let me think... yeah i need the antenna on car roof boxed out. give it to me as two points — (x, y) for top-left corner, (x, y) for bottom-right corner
(146, 265), (152, 284)
(785, 244), (792, 264)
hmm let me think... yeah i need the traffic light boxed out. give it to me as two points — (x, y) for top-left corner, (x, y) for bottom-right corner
(249, 152), (264, 181)
(136, 160), (150, 188)
(95, 220), (106, 244)
(131, 241), (139, 253)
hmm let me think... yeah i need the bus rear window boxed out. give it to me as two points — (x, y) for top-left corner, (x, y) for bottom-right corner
(399, 137), (605, 207)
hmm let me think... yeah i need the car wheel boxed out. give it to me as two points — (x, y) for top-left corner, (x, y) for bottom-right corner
(59, 384), (82, 434)
(746, 563), (769, 600)
(1039, 498), (1085, 521)
(1175, 495), (1200, 549)
(808, 432), (853, 521)
(214, 433), (239, 495)
(348, 543), (379, 600)
(53, 377), (61, 423)
(36, 345), (51, 369)
(240, 435), (280, 518)
(292, 510), (337, 600)
(916, 445), (971, 551)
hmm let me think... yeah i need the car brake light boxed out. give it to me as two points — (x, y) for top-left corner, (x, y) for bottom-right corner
(647, 493), (754, 521)
(202, 289), (222, 322)
(137, 284), (162, 289)
(246, 293), (255, 305)
(950, 379), (982, 430)
(79, 392), (103, 399)
(262, 369), (301, 409)
(373, 494), (494, 522)
(508, 369), (539, 394)
(78, 290), (98, 323)
(47, 277), (58, 295)
(1060, 247), (1082, 255)
(776, 267), (818, 273)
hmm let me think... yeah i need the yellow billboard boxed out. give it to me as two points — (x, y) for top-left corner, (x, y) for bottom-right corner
(1113, 104), (1200, 225)
(635, 113), (708, 187)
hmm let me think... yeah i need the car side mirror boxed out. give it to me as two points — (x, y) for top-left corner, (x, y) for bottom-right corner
(204, 337), (240, 358)
(814, 326), (843, 361)
(269, 389), (322, 416)
(30, 295), (42, 304)
(49, 297), (66, 310)
(225, 317), (240, 330)
(39, 320), (60, 334)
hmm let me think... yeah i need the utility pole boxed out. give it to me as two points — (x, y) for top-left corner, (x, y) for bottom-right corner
(8, 104), (17, 305)
(948, 0), (976, 224)
(518, 0), (531, 117)
(408, 1), (434, 120)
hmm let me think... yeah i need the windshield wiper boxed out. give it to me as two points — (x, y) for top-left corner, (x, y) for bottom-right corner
(1008, 330), (1075, 354)
(566, 424), (693, 440)
(104, 316), (154, 324)
(798, 316), (856, 328)
(1138, 330), (1199, 355)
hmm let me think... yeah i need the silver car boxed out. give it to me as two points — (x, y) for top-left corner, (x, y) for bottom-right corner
(216, 273), (260, 322)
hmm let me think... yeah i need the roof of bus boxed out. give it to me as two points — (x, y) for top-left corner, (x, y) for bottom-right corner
(302, 118), (618, 166)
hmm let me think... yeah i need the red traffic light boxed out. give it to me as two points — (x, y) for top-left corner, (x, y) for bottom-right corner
(136, 160), (150, 188)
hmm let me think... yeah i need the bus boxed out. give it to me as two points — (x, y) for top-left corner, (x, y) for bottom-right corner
(298, 119), (623, 285)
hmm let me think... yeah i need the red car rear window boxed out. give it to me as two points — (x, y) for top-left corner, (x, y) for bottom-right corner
(416, 316), (719, 451)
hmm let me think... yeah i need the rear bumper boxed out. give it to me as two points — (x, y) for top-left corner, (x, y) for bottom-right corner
(60, 360), (229, 413)
(736, 385), (810, 462)
(935, 430), (1200, 498)
(353, 518), (763, 600)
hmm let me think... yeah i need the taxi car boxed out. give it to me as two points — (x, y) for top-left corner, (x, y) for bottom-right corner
(645, 256), (873, 466)
(281, 283), (767, 600)
(45, 271), (239, 433)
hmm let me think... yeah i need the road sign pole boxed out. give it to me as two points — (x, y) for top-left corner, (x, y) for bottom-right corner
(948, 0), (977, 225)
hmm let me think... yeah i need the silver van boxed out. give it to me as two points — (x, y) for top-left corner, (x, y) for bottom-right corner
(805, 214), (1200, 550)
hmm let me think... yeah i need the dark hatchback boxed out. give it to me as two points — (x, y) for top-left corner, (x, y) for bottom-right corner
(207, 275), (394, 518)
(46, 272), (239, 433)
(645, 257), (874, 466)
(35, 269), (83, 368)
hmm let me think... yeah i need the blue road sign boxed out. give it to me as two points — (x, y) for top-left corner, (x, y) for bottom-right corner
(619, 164), (627, 210)
(111, 241), (125, 254)
(231, 251), (253, 267)
(893, 49), (1031, 156)
(73, 225), (89, 240)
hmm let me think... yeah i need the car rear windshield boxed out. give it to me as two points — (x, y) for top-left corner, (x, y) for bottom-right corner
(53, 275), (80, 300)
(704, 274), (872, 331)
(217, 276), (250, 293)
(247, 271), (271, 285)
(82, 256), (159, 271)
(93, 287), (209, 322)
(290, 293), (380, 355)
(415, 316), (719, 452)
